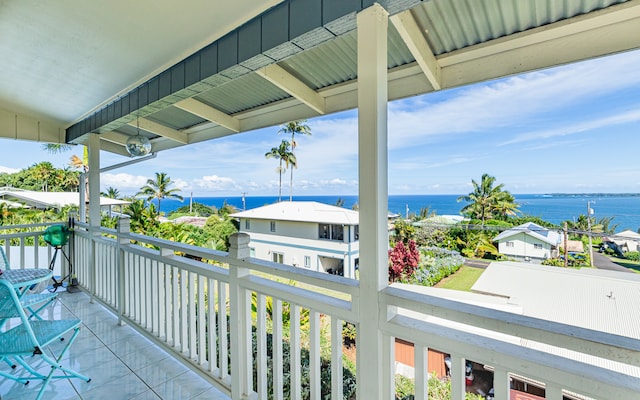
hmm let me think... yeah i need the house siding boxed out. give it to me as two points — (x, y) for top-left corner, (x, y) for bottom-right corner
(497, 232), (554, 263)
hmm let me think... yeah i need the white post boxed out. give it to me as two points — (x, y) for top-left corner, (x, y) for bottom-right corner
(356, 4), (390, 400)
(87, 134), (101, 303)
(229, 233), (251, 399)
(116, 218), (130, 326)
(87, 134), (101, 227)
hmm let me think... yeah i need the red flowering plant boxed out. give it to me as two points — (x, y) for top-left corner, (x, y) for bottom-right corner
(388, 239), (420, 283)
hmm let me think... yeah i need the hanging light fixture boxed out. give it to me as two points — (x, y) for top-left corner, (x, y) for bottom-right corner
(126, 117), (151, 157)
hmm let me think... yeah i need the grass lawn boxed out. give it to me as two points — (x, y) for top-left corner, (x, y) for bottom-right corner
(607, 256), (640, 273)
(435, 266), (484, 291)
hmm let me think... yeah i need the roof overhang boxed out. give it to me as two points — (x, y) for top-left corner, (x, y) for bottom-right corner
(1, 0), (639, 156)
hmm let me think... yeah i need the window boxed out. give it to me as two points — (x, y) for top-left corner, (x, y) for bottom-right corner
(272, 252), (284, 264)
(534, 243), (543, 250)
(506, 241), (514, 248)
(304, 256), (311, 268)
(245, 219), (250, 230)
(318, 224), (344, 241)
(354, 225), (359, 240)
(331, 224), (344, 241)
(319, 224), (330, 239)
(250, 247), (255, 257)
(270, 221), (276, 232)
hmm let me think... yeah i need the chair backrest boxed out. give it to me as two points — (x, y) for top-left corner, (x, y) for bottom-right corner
(0, 278), (23, 320)
(0, 246), (9, 271)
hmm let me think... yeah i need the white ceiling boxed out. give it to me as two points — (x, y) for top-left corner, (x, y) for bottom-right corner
(0, 0), (283, 126)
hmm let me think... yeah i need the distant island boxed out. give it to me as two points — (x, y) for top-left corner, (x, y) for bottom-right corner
(543, 193), (640, 197)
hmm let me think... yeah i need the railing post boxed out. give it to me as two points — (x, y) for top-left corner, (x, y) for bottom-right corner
(229, 233), (251, 399)
(89, 226), (99, 303)
(116, 218), (130, 326)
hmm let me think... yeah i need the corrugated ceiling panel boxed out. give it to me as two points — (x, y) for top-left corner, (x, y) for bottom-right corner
(281, 27), (415, 91)
(146, 107), (206, 130)
(413, 0), (630, 55)
(196, 73), (290, 115)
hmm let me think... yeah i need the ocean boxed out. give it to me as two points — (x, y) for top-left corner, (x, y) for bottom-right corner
(160, 194), (640, 232)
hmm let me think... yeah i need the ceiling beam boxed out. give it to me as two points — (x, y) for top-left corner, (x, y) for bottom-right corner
(99, 131), (129, 146)
(255, 64), (326, 115)
(99, 139), (131, 157)
(390, 10), (441, 90)
(128, 118), (188, 144)
(174, 98), (240, 132)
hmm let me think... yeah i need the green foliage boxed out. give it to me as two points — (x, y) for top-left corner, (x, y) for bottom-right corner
(395, 373), (486, 400)
(250, 324), (357, 400)
(136, 172), (183, 215)
(342, 321), (357, 346)
(204, 215), (239, 250)
(392, 219), (416, 245)
(0, 162), (80, 192)
(404, 247), (464, 287)
(509, 215), (560, 229)
(458, 173), (519, 225)
(168, 202), (216, 218)
(625, 251), (640, 261)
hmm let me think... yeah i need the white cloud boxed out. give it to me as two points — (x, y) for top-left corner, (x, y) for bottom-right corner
(0, 166), (19, 174)
(101, 173), (148, 192)
(193, 175), (239, 192)
(500, 109), (640, 146)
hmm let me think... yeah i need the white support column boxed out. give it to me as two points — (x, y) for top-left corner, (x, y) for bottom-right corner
(116, 218), (130, 326)
(356, 4), (389, 400)
(87, 133), (101, 226)
(493, 368), (510, 400)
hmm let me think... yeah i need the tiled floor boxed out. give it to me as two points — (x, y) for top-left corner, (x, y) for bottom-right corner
(0, 290), (230, 400)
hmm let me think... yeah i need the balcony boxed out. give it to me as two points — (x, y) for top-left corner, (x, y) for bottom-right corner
(1, 220), (639, 400)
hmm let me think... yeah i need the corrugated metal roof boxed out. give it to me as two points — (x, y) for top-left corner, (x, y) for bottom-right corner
(231, 201), (359, 225)
(195, 73), (290, 115)
(413, 0), (630, 55)
(472, 262), (640, 340)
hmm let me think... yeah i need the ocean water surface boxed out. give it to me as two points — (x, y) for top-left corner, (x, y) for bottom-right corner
(160, 194), (640, 232)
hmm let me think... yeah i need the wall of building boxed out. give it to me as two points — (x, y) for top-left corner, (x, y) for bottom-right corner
(497, 232), (554, 262)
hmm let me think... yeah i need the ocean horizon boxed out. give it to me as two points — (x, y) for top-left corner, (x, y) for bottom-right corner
(159, 193), (640, 232)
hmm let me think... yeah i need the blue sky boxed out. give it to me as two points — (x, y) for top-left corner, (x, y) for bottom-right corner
(1, 49), (640, 197)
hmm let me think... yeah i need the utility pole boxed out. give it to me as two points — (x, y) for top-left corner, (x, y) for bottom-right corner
(563, 222), (568, 268)
(587, 201), (594, 267)
(241, 192), (247, 210)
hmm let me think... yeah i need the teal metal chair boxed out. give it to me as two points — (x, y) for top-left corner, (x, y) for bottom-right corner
(0, 278), (90, 399)
(0, 246), (58, 321)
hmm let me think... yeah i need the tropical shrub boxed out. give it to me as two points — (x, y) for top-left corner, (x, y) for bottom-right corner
(395, 373), (486, 400)
(403, 247), (464, 287)
(625, 251), (640, 261)
(388, 240), (420, 282)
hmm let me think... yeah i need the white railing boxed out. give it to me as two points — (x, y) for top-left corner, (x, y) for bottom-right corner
(3, 220), (639, 399)
(0, 222), (65, 273)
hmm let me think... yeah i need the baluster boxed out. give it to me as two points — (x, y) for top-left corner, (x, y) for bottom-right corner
(331, 316), (343, 400)
(290, 305), (301, 400)
(257, 293), (267, 399)
(309, 310), (321, 400)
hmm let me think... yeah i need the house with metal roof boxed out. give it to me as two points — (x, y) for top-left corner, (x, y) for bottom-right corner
(493, 222), (561, 262)
(231, 201), (359, 278)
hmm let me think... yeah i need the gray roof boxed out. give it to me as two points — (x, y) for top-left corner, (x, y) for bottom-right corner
(493, 222), (561, 246)
(231, 201), (358, 225)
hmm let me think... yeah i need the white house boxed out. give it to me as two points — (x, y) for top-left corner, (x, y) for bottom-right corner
(611, 229), (640, 253)
(230, 201), (359, 278)
(493, 222), (561, 262)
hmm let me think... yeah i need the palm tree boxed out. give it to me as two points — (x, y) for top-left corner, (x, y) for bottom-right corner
(278, 120), (311, 201)
(42, 143), (74, 154)
(265, 140), (295, 202)
(457, 174), (518, 226)
(136, 172), (183, 216)
(101, 187), (121, 199)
